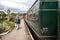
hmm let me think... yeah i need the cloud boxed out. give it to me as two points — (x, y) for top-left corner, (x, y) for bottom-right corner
(0, 0), (36, 13)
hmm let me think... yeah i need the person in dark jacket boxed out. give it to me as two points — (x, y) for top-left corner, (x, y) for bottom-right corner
(15, 15), (20, 30)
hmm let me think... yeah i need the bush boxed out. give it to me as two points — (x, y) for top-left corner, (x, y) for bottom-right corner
(3, 20), (15, 30)
(0, 20), (15, 34)
(0, 24), (5, 33)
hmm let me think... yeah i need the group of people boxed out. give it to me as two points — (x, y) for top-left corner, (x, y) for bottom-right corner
(14, 15), (20, 30)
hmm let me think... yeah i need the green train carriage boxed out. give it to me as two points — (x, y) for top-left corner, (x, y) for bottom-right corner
(25, 0), (58, 40)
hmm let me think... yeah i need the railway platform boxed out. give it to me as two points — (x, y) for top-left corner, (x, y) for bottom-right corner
(0, 19), (34, 40)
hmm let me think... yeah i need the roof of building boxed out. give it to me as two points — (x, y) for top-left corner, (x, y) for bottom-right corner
(0, 11), (6, 14)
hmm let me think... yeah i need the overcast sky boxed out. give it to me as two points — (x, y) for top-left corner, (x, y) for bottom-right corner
(0, 0), (36, 14)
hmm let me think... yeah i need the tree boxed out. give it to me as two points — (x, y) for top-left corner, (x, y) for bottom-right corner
(10, 13), (16, 22)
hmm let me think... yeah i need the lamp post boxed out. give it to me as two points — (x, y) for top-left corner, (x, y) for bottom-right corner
(7, 9), (10, 21)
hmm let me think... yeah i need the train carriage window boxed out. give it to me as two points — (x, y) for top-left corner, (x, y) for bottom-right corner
(26, 0), (41, 36)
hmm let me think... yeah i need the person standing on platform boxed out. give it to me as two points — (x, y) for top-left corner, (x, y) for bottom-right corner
(15, 15), (20, 30)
